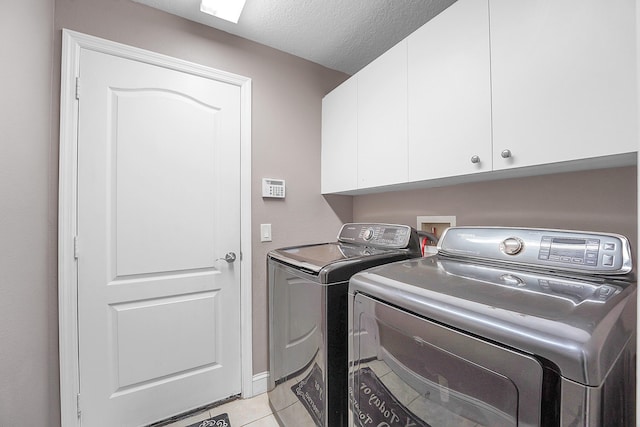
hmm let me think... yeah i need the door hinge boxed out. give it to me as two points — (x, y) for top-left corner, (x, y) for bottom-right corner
(74, 236), (79, 259)
(75, 77), (80, 100)
(77, 393), (81, 418)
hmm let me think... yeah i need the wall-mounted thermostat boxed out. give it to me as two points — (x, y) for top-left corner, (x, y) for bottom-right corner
(262, 178), (286, 198)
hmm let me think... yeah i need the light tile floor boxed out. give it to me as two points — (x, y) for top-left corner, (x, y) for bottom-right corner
(160, 359), (488, 427)
(162, 393), (278, 427)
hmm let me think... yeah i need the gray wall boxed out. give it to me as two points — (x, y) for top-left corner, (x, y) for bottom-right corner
(354, 166), (637, 259)
(0, 0), (57, 426)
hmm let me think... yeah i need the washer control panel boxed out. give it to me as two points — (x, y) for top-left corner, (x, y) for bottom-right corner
(538, 236), (603, 267)
(338, 223), (413, 249)
(439, 227), (632, 275)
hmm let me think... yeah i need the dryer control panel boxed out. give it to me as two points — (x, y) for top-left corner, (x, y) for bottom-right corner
(338, 223), (415, 250)
(438, 227), (632, 275)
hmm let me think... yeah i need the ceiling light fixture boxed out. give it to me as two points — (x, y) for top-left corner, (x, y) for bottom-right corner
(200, 0), (247, 24)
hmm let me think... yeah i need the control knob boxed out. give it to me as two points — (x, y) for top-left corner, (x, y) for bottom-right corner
(363, 228), (375, 241)
(500, 237), (524, 255)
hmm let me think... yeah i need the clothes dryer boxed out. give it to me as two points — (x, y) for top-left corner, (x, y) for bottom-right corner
(268, 223), (422, 427)
(349, 227), (636, 427)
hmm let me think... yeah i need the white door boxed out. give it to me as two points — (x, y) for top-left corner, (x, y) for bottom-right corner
(76, 48), (241, 427)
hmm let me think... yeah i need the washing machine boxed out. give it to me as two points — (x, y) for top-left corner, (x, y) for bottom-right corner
(348, 226), (636, 427)
(267, 223), (422, 427)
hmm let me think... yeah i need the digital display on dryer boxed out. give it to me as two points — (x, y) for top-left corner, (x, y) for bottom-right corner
(381, 228), (397, 240)
(538, 236), (600, 267)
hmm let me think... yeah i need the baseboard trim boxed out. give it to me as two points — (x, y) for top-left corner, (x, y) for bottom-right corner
(252, 371), (269, 396)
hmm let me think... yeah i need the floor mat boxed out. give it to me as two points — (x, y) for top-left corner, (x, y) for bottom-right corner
(291, 363), (324, 427)
(185, 413), (231, 427)
(350, 367), (431, 427)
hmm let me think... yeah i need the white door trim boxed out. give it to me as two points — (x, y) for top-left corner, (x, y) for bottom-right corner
(58, 29), (253, 427)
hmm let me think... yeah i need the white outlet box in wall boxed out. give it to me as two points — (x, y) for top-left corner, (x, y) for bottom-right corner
(417, 215), (456, 240)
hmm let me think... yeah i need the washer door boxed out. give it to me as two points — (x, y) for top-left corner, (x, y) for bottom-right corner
(350, 294), (544, 427)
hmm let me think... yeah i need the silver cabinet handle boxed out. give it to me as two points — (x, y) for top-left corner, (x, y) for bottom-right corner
(501, 149), (512, 159)
(216, 252), (237, 263)
(470, 155), (480, 164)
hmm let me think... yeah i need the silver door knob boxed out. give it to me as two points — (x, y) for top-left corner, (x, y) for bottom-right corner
(501, 149), (512, 159)
(470, 155), (480, 164)
(217, 252), (237, 263)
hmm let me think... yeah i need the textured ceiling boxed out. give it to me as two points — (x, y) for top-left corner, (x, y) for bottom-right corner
(132, 0), (457, 75)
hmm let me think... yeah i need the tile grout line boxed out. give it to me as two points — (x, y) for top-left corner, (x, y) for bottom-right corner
(239, 412), (276, 427)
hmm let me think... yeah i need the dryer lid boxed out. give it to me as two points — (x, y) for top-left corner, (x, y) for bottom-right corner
(269, 242), (394, 273)
(350, 256), (636, 386)
(268, 223), (421, 274)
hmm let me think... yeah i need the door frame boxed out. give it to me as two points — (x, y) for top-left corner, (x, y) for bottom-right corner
(58, 29), (253, 427)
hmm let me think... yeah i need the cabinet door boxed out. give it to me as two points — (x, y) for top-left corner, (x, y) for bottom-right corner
(408, 0), (492, 181)
(490, 0), (637, 170)
(357, 40), (408, 189)
(321, 77), (358, 193)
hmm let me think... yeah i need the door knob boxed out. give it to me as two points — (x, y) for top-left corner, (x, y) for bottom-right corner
(216, 252), (237, 263)
(470, 155), (480, 164)
(501, 149), (512, 159)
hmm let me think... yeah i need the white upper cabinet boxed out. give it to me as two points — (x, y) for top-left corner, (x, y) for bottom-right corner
(321, 76), (357, 194)
(357, 39), (408, 189)
(490, 0), (637, 170)
(408, 0), (492, 181)
(320, 0), (637, 195)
